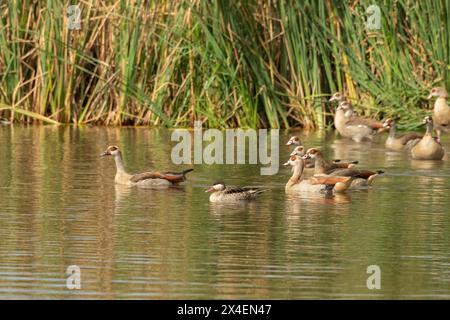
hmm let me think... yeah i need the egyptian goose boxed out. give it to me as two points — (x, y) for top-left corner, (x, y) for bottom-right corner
(101, 146), (194, 187)
(303, 149), (383, 188)
(428, 87), (450, 142)
(382, 118), (422, 151)
(284, 155), (354, 194)
(205, 182), (264, 202)
(330, 94), (385, 142)
(333, 102), (379, 142)
(411, 116), (445, 160)
(301, 148), (358, 175)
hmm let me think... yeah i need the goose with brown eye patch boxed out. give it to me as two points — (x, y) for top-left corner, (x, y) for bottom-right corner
(329, 92), (345, 103)
(205, 181), (265, 203)
(410, 116), (445, 160)
(286, 136), (301, 146)
(383, 118), (423, 151)
(331, 93), (386, 142)
(427, 86), (450, 142)
(100, 145), (194, 188)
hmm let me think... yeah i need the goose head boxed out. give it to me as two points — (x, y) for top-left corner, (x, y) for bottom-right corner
(290, 145), (305, 157)
(286, 135), (301, 146)
(206, 182), (226, 193)
(423, 115), (433, 124)
(329, 92), (344, 102)
(101, 145), (120, 157)
(304, 148), (321, 160)
(382, 118), (394, 129)
(283, 155), (299, 166)
(427, 87), (448, 99)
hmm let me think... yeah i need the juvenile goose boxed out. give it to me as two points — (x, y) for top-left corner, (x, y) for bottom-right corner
(101, 145), (194, 187)
(383, 118), (422, 151)
(428, 87), (450, 142)
(206, 182), (264, 202)
(411, 116), (445, 160)
(284, 155), (354, 194)
(302, 148), (358, 175)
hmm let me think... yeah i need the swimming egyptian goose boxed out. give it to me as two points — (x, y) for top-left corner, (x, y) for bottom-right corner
(330, 94), (385, 141)
(333, 102), (379, 142)
(302, 149), (383, 188)
(428, 87), (450, 142)
(382, 118), (422, 151)
(205, 182), (264, 202)
(284, 155), (354, 194)
(301, 148), (358, 175)
(411, 116), (445, 160)
(101, 146), (194, 187)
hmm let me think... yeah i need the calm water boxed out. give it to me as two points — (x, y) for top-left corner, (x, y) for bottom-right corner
(0, 126), (449, 299)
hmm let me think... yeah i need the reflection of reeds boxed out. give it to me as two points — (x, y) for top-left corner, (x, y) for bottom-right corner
(0, 1), (448, 129)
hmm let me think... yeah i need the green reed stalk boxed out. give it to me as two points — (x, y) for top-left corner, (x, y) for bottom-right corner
(0, 0), (448, 129)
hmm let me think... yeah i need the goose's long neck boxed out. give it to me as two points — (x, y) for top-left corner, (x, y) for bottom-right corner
(389, 123), (397, 138)
(425, 122), (434, 136)
(287, 160), (305, 187)
(335, 108), (346, 129)
(113, 151), (127, 173)
(314, 154), (327, 175)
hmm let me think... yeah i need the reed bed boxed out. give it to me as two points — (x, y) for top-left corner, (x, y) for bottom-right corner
(0, 0), (448, 129)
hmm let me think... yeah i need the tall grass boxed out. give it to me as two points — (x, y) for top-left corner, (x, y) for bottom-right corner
(0, 0), (448, 129)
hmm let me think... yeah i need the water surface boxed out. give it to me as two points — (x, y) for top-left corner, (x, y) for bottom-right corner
(0, 126), (449, 299)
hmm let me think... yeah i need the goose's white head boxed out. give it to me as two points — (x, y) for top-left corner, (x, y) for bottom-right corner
(304, 148), (321, 160)
(286, 136), (301, 146)
(101, 145), (120, 157)
(329, 92), (344, 102)
(283, 155), (299, 166)
(423, 115), (433, 124)
(382, 118), (394, 129)
(290, 145), (305, 157)
(427, 87), (448, 99)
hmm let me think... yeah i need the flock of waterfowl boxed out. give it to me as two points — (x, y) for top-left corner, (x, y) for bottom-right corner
(100, 87), (449, 202)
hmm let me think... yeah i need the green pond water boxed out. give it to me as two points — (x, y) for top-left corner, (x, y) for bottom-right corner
(0, 126), (449, 299)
